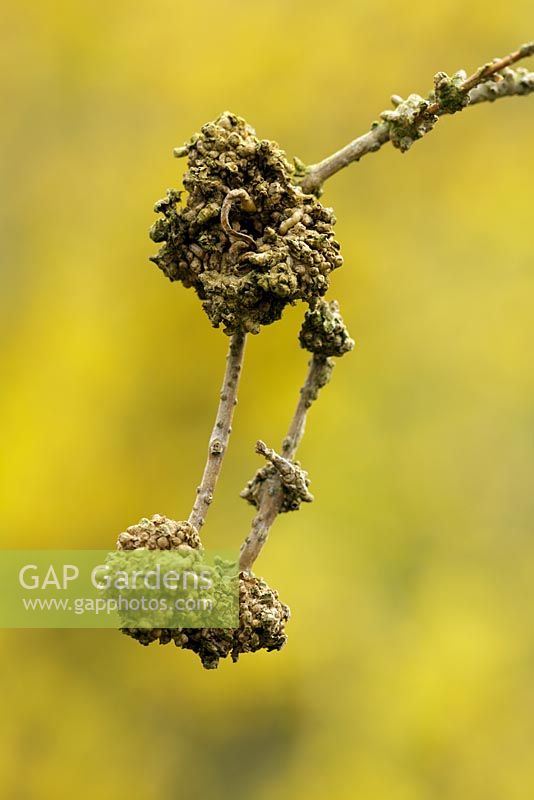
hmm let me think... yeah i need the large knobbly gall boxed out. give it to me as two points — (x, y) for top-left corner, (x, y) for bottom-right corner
(150, 112), (343, 334)
(116, 514), (290, 669)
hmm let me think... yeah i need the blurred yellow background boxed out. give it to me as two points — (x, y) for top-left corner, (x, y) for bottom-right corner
(1, 1), (534, 797)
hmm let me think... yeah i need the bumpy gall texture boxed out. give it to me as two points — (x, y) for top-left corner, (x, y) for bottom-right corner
(116, 515), (290, 669)
(150, 112), (343, 334)
(299, 298), (355, 358)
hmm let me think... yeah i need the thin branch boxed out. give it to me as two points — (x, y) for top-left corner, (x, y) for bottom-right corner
(239, 354), (333, 572)
(459, 41), (534, 96)
(188, 330), (247, 531)
(280, 356), (333, 460)
(469, 67), (534, 105)
(301, 42), (534, 195)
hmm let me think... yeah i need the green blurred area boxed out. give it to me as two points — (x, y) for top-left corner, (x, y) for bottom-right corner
(1, 1), (534, 797)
